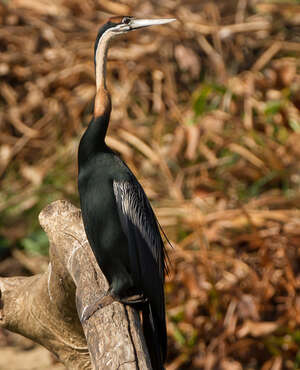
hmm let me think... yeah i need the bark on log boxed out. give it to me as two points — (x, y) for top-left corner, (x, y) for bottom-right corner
(0, 200), (152, 370)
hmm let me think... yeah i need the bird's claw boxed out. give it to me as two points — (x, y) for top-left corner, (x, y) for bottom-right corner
(80, 293), (115, 322)
(120, 293), (148, 305)
(80, 292), (148, 322)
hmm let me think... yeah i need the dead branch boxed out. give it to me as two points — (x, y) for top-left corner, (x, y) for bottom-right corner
(0, 200), (151, 370)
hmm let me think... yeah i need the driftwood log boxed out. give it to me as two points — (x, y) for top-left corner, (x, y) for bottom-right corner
(0, 200), (152, 369)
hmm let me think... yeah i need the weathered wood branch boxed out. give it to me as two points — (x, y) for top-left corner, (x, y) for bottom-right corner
(0, 200), (151, 370)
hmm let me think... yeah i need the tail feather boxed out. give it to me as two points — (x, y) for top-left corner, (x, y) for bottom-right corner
(142, 304), (166, 370)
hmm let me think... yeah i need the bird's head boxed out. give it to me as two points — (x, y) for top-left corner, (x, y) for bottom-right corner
(96, 16), (175, 37)
(94, 16), (176, 64)
(93, 16), (175, 115)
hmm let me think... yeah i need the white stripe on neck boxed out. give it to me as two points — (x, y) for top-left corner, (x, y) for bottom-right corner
(95, 28), (115, 91)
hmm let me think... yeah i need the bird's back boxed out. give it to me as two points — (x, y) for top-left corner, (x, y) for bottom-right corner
(78, 150), (132, 268)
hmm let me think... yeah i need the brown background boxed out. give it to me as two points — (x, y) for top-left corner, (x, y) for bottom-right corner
(0, 0), (300, 369)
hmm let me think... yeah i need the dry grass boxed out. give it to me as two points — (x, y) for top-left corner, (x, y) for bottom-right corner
(0, 0), (300, 369)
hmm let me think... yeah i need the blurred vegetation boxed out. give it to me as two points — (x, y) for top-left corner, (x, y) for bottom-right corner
(0, 0), (300, 369)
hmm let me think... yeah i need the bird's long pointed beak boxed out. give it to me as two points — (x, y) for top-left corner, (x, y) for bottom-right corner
(129, 18), (176, 30)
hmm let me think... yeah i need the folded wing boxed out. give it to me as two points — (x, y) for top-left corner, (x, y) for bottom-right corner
(113, 178), (167, 364)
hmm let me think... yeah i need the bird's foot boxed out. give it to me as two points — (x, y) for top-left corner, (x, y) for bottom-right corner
(80, 293), (116, 322)
(119, 293), (148, 305)
(80, 292), (147, 322)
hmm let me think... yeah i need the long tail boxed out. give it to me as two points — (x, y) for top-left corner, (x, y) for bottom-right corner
(142, 303), (166, 370)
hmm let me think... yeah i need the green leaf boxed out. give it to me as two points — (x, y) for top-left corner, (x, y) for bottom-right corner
(289, 119), (300, 132)
(249, 171), (279, 197)
(187, 330), (198, 348)
(292, 330), (300, 344)
(173, 326), (186, 345)
(193, 85), (212, 116)
(171, 310), (184, 323)
(264, 101), (282, 116)
(20, 230), (49, 256)
(193, 83), (227, 117)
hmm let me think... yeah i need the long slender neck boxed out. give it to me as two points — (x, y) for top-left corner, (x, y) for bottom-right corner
(78, 33), (112, 165)
(95, 30), (112, 91)
(93, 30), (112, 135)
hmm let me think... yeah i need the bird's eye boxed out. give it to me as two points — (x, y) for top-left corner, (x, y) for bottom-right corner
(122, 17), (131, 24)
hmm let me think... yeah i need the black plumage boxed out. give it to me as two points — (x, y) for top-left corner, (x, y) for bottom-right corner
(77, 16), (174, 369)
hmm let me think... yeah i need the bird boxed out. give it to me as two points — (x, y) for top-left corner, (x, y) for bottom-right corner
(77, 16), (175, 369)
